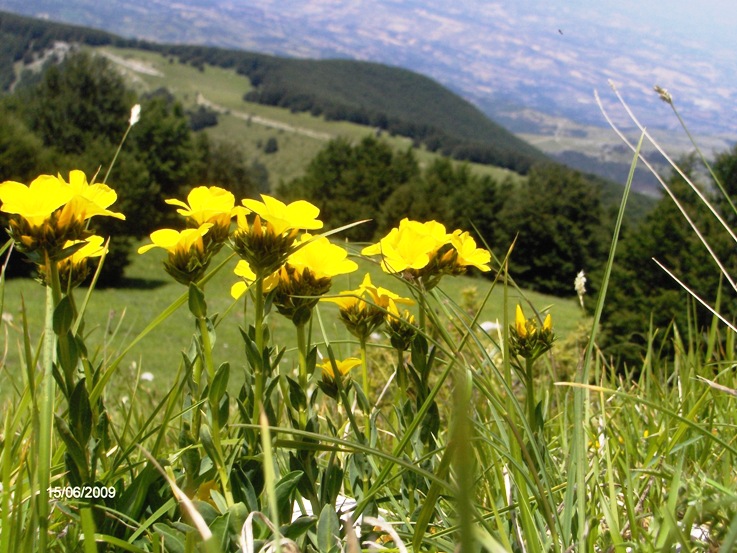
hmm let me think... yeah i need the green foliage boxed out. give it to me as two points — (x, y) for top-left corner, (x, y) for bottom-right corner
(280, 136), (420, 240)
(601, 157), (737, 364)
(497, 163), (608, 295)
(22, 52), (131, 154)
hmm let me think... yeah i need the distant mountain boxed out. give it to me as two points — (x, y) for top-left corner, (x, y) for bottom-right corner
(0, 10), (549, 174)
(1, 0), (735, 141)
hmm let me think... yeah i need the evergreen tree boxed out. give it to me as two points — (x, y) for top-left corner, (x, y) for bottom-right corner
(497, 164), (607, 295)
(280, 136), (419, 241)
(601, 159), (737, 365)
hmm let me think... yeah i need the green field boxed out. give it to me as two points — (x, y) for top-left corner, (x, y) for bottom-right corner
(0, 238), (585, 400)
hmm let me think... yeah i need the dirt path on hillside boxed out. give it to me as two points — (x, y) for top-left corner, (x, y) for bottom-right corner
(196, 94), (333, 141)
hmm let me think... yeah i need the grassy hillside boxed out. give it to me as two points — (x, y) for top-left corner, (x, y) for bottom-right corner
(93, 45), (524, 187)
(0, 9), (655, 218)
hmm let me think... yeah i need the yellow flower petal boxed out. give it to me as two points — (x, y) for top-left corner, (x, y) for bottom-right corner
(288, 234), (358, 279)
(138, 224), (212, 255)
(242, 194), (323, 235)
(515, 304), (527, 338)
(450, 230), (491, 272)
(165, 186), (236, 226)
(0, 175), (74, 227)
(320, 357), (362, 379)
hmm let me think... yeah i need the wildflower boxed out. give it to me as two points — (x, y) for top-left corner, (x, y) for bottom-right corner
(317, 357), (362, 398)
(165, 186), (241, 244)
(323, 273), (413, 340)
(0, 171), (123, 261)
(231, 195), (323, 276)
(362, 218), (449, 274)
(0, 175), (73, 228)
(320, 357), (362, 380)
(288, 234), (358, 279)
(57, 170), (125, 229)
(229, 260), (279, 300)
(140, 371), (155, 382)
(241, 194), (323, 237)
(52, 235), (107, 289)
(363, 219), (491, 289)
(385, 299), (417, 352)
(271, 234), (358, 324)
(129, 103), (141, 126)
(574, 270), (586, 308)
(138, 224), (213, 285)
(509, 304), (554, 360)
(449, 230), (491, 272)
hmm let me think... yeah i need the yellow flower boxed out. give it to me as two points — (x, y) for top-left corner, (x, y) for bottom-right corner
(450, 230), (491, 272)
(57, 170), (125, 228)
(319, 357), (362, 380)
(241, 194), (323, 236)
(322, 273), (413, 339)
(54, 235), (107, 288)
(165, 186), (241, 235)
(362, 218), (449, 273)
(0, 175), (73, 227)
(138, 225), (213, 255)
(515, 304), (529, 338)
(288, 234), (358, 279)
(510, 304), (554, 360)
(230, 260), (279, 299)
(64, 235), (107, 263)
(138, 224), (214, 285)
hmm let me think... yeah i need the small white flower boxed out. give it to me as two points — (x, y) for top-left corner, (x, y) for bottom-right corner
(140, 371), (154, 382)
(574, 270), (587, 308)
(129, 103), (141, 126)
(370, 332), (382, 342)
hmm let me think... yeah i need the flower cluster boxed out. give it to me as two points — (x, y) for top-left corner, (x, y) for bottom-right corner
(509, 304), (555, 360)
(143, 191), (358, 323)
(139, 186), (244, 284)
(362, 218), (491, 289)
(0, 170), (124, 264)
(231, 195), (323, 277)
(323, 273), (414, 341)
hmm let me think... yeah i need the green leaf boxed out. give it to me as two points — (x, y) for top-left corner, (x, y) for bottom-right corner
(217, 392), (230, 428)
(153, 523), (186, 553)
(317, 504), (341, 553)
(274, 470), (304, 523)
(57, 330), (79, 386)
(199, 424), (223, 468)
(52, 295), (75, 335)
(209, 362), (230, 404)
(54, 414), (89, 483)
(69, 378), (92, 447)
(287, 376), (306, 410)
(188, 282), (207, 318)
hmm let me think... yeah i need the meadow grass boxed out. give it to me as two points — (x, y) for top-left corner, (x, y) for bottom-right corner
(0, 238), (585, 405)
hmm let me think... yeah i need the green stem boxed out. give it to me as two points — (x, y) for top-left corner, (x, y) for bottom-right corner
(396, 348), (407, 407)
(198, 313), (234, 507)
(296, 321), (309, 429)
(102, 123), (132, 185)
(37, 254), (61, 551)
(252, 274), (266, 426)
(525, 357), (537, 435)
